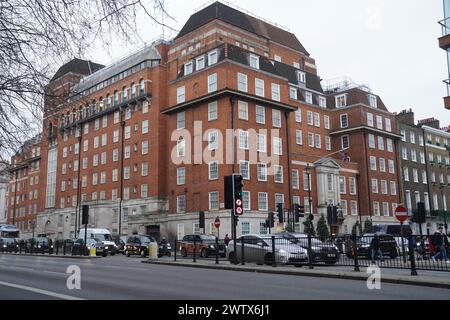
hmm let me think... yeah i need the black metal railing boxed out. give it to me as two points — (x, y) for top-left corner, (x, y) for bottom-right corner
(170, 234), (450, 273)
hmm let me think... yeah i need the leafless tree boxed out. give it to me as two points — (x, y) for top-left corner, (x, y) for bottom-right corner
(0, 0), (175, 162)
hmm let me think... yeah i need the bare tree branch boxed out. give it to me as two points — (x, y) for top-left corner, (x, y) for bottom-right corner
(0, 0), (175, 162)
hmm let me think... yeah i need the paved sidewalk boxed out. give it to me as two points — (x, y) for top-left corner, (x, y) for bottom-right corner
(142, 258), (450, 289)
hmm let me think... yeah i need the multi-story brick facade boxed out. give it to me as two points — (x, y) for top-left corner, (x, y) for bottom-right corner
(8, 2), (403, 240)
(7, 135), (41, 237)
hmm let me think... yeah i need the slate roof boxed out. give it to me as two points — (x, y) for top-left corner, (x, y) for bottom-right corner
(177, 2), (309, 55)
(51, 58), (104, 82)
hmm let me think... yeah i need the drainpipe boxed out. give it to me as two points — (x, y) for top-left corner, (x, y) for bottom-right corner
(363, 132), (372, 220)
(75, 128), (83, 237)
(285, 111), (293, 230)
(119, 107), (126, 236)
(12, 170), (18, 225)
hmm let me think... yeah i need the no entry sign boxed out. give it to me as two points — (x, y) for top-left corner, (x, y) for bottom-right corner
(395, 205), (409, 223)
(214, 217), (221, 229)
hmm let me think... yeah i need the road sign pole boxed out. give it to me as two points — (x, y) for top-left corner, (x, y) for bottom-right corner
(400, 221), (406, 264)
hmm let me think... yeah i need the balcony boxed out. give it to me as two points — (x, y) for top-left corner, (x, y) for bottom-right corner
(438, 17), (450, 49)
(59, 90), (151, 131)
(444, 80), (450, 110)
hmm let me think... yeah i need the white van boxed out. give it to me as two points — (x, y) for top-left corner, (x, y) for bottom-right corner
(78, 228), (117, 255)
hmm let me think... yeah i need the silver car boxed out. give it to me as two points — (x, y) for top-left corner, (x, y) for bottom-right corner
(226, 234), (308, 266)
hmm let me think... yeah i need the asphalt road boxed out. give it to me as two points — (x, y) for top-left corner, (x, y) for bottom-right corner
(0, 254), (448, 300)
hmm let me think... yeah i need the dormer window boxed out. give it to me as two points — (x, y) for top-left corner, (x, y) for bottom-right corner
(184, 61), (193, 76)
(335, 94), (347, 108)
(297, 71), (306, 84)
(319, 96), (327, 108)
(369, 94), (377, 108)
(208, 49), (218, 66)
(249, 54), (259, 69)
(196, 55), (205, 71)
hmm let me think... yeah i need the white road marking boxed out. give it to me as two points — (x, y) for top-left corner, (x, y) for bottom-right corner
(0, 280), (85, 300)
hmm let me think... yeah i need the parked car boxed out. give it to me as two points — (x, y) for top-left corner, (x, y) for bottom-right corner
(346, 234), (398, 259)
(113, 236), (126, 254)
(179, 235), (226, 258)
(226, 234), (308, 266)
(78, 228), (116, 255)
(125, 235), (156, 258)
(26, 237), (54, 254)
(72, 238), (107, 257)
(0, 238), (18, 253)
(281, 233), (340, 265)
(325, 235), (353, 254)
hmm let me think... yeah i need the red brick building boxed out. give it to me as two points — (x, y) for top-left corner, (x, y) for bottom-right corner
(8, 2), (402, 239)
(8, 135), (41, 237)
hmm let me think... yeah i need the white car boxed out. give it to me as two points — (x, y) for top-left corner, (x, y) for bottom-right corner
(226, 234), (308, 266)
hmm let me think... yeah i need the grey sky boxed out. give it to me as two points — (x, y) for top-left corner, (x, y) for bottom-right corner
(87, 0), (449, 125)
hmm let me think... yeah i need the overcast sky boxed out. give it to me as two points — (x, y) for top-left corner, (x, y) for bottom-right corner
(88, 0), (449, 125)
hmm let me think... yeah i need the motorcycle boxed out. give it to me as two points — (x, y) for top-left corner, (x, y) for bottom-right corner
(158, 242), (172, 258)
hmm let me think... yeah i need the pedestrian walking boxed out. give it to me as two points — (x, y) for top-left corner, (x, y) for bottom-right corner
(432, 226), (449, 263)
(224, 234), (231, 246)
(370, 234), (384, 263)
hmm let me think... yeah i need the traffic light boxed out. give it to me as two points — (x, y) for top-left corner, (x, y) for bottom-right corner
(413, 202), (426, 224)
(268, 212), (275, 228)
(199, 211), (205, 229)
(82, 205), (89, 225)
(233, 174), (244, 216)
(327, 206), (338, 225)
(294, 204), (305, 223)
(224, 176), (233, 209)
(276, 203), (284, 223)
(234, 215), (240, 227)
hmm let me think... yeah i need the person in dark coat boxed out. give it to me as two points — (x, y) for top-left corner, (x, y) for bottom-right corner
(224, 234), (231, 246)
(432, 227), (449, 263)
(370, 234), (384, 263)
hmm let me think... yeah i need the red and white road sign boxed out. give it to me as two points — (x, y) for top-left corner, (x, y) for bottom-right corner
(214, 217), (221, 229)
(236, 199), (242, 207)
(395, 205), (409, 223)
(236, 207), (243, 215)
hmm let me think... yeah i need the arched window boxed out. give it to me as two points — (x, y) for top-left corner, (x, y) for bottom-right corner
(106, 94), (111, 108)
(91, 100), (96, 114)
(130, 82), (136, 98)
(122, 86), (127, 102)
(114, 90), (119, 106)
(99, 97), (104, 112)
(139, 79), (145, 95)
(78, 107), (83, 120)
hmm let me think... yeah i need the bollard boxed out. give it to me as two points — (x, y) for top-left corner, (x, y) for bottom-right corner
(307, 234), (313, 269)
(271, 236), (276, 267)
(193, 237), (196, 263)
(63, 240), (66, 256)
(56, 241), (59, 255)
(241, 237), (245, 266)
(352, 234), (360, 272)
(174, 238), (177, 262)
(215, 237), (219, 265)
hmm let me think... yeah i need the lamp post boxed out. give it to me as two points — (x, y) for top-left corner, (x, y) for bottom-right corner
(440, 186), (448, 235)
(29, 220), (36, 240)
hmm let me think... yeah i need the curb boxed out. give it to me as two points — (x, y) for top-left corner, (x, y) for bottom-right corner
(0, 253), (100, 259)
(142, 260), (450, 290)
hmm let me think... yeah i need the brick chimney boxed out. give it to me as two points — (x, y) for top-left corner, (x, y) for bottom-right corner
(418, 117), (440, 129)
(397, 108), (415, 125)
